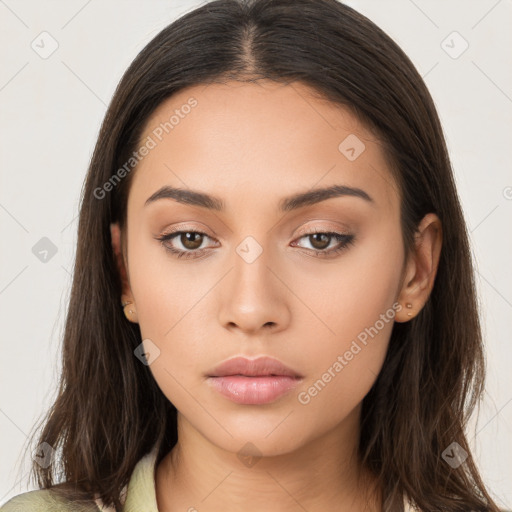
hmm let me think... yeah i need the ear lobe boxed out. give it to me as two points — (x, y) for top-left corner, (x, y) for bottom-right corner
(110, 222), (131, 296)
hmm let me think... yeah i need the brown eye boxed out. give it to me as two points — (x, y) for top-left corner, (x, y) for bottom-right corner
(180, 232), (204, 250)
(292, 230), (355, 258)
(308, 233), (331, 250)
(155, 230), (218, 259)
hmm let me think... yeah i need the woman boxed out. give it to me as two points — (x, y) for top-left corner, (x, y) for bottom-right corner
(1, 0), (502, 510)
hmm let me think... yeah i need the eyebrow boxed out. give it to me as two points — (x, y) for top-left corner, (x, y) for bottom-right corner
(144, 184), (374, 211)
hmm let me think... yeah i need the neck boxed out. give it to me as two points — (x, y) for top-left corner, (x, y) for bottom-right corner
(155, 407), (381, 512)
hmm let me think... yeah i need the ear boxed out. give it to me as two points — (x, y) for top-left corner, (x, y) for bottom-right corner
(395, 213), (443, 322)
(110, 222), (132, 301)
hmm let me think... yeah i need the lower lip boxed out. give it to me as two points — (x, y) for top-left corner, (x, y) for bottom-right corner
(207, 375), (302, 404)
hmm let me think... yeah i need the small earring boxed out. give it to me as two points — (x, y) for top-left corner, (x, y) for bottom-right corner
(406, 302), (413, 317)
(121, 298), (137, 321)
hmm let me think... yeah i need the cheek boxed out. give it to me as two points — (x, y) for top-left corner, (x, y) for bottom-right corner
(293, 227), (403, 413)
(127, 222), (202, 336)
(125, 230), (208, 393)
(294, 223), (403, 343)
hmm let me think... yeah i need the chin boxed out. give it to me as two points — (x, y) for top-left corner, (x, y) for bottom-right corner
(200, 419), (310, 458)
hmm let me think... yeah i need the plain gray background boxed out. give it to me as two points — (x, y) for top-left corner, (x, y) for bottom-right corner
(1, 0), (511, 508)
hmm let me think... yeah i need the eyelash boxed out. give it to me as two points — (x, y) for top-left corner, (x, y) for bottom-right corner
(155, 228), (355, 260)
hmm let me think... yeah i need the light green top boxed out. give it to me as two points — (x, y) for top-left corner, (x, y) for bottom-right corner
(0, 444), (160, 512)
(1, 444), (420, 511)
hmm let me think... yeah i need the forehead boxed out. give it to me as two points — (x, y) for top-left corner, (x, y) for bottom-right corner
(130, 80), (399, 215)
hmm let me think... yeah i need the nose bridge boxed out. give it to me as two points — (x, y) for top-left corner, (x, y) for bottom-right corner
(233, 234), (273, 293)
(217, 232), (290, 333)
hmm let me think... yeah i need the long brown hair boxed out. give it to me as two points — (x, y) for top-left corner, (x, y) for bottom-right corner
(18, 0), (499, 510)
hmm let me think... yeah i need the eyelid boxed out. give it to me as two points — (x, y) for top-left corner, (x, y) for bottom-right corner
(158, 220), (352, 239)
(294, 221), (352, 237)
(159, 222), (216, 238)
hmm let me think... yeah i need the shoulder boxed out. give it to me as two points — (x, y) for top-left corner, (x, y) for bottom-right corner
(1, 444), (159, 512)
(0, 488), (100, 512)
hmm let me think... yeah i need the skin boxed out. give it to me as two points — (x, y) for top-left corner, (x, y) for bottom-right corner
(110, 80), (442, 511)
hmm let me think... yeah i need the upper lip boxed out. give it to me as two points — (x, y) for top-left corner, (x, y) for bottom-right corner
(207, 356), (303, 378)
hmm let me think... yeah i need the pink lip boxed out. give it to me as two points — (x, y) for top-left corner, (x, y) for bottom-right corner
(206, 356), (303, 405)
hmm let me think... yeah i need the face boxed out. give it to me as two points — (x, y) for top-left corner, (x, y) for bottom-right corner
(112, 80), (408, 457)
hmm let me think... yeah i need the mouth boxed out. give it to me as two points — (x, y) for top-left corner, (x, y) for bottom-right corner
(206, 356), (303, 405)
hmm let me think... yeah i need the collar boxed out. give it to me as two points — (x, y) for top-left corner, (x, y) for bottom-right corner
(95, 445), (160, 512)
(121, 444), (160, 512)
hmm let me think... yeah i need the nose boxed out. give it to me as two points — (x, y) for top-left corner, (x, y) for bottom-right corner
(217, 244), (291, 335)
